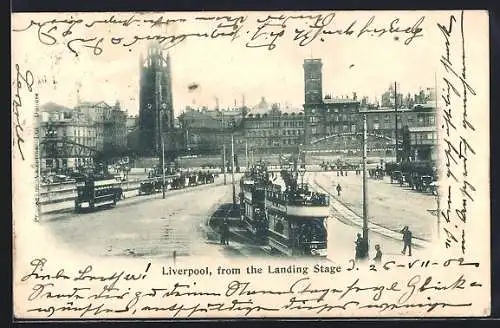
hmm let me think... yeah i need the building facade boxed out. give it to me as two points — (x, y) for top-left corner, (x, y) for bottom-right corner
(39, 102), (97, 172)
(74, 100), (128, 156)
(244, 106), (305, 152)
(302, 59), (360, 144)
(178, 107), (245, 154)
(360, 102), (436, 160)
(138, 42), (175, 156)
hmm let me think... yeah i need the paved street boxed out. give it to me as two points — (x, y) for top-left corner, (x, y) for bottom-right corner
(41, 175), (275, 260)
(308, 171), (437, 242)
(44, 178), (235, 259)
(41, 170), (434, 262)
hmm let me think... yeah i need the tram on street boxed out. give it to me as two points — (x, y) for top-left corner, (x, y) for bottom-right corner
(264, 172), (330, 257)
(239, 164), (272, 243)
(75, 178), (123, 212)
(239, 162), (330, 257)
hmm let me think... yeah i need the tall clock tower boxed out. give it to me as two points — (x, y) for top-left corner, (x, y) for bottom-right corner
(303, 59), (324, 144)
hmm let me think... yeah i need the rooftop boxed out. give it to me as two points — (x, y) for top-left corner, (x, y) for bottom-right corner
(40, 102), (74, 113)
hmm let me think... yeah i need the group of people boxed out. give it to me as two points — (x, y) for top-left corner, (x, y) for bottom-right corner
(354, 225), (413, 262)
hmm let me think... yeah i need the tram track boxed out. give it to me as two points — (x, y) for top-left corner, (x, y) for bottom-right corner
(308, 172), (431, 249)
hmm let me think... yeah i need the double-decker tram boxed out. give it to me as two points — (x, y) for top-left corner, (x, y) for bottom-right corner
(239, 160), (330, 257)
(239, 164), (272, 243)
(264, 176), (330, 257)
(75, 177), (123, 212)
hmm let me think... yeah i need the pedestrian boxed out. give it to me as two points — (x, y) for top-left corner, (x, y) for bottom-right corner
(373, 244), (382, 263)
(401, 226), (412, 256)
(220, 221), (226, 245)
(354, 233), (363, 260)
(223, 219), (230, 245)
(336, 183), (342, 197)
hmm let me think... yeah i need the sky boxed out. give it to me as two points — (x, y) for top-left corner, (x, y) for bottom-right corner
(12, 10), (466, 117)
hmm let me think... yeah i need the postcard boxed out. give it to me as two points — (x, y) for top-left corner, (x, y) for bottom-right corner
(12, 10), (490, 318)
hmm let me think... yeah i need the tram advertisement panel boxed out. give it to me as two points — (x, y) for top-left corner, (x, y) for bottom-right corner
(11, 10), (490, 319)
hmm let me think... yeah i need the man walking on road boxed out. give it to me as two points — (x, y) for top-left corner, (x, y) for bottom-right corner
(336, 183), (342, 197)
(401, 226), (412, 256)
(222, 219), (230, 245)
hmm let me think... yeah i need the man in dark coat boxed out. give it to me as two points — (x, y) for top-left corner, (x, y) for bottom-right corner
(222, 219), (230, 245)
(401, 226), (412, 256)
(355, 233), (363, 260)
(336, 183), (342, 197)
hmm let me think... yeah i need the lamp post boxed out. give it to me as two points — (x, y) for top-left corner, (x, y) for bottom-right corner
(231, 133), (236, 208)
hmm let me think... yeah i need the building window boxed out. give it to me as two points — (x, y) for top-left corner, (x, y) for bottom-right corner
(311, 127), (317, 135)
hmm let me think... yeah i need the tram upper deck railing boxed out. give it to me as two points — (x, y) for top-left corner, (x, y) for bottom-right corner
(266, 189), (330, 207)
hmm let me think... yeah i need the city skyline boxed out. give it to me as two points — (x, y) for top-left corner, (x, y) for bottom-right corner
(18, 11), (445, 117)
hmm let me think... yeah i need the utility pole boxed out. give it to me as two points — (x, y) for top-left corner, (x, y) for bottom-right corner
(162, 129), (166, 199)
(362, 114), (369, 258)
(155, 70), (166, 199)
(245, 140), (248, 172)
(394, 81), (399, 163)
(231, 134), (236, 208)
(221, 110), (227, 185)
(155, 72), (161, 156)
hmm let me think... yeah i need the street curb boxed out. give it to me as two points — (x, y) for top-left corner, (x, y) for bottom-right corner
(310, 175), (432, 249)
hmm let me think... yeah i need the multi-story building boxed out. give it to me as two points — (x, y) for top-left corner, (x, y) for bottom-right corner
(110, 103), (127, 152)
(75, 101), (110, 151)
(302, 59), (360, 144)
(178, 106), (245, 154)
(74, 100), (127, 156)
(244, 105), (305, 152)
(39, 102), (97, 171)
(359, 99), (437, 161)
(402, 103), (437, 162)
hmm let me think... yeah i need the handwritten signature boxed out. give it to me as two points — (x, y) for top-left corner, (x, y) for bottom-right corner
(12, 64), (34, 161)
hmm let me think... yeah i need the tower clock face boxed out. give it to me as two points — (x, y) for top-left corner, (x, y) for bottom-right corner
(147, 104), (152, 110)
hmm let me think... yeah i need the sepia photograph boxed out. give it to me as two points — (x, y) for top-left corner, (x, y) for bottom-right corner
(12, 10), (490, 319)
